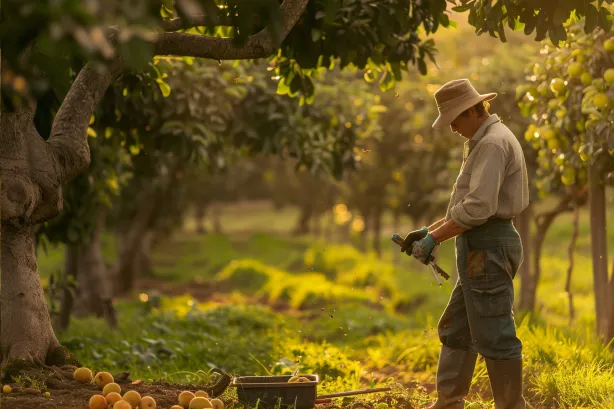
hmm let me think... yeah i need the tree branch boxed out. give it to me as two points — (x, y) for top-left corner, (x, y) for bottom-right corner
(154, 0), (309, 59)
(46, 60), (124, 182)
(162, 15), (233, 32)
(45, 0), (308, 184)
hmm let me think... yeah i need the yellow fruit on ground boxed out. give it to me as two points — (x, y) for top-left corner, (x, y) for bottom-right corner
(89, 394), (108, 409)
(140, 396), (157, 409)
(210, 398), (224, 409)
(45, 391), (51, 397)
(94, 372), (114, 389)
(122, 390), (142, 408)
(2, 385), (11, 394)
(102, 383), (121, 396)
(179, 391), (196, 408)
(568, 62), (583, 77)
(550, 78), (567, 94)
(195, 391), (210, 398)
(605, 68), (614, 83)
(287, 376), (300, 383)
(106, 392), (122, 406)
(190, 397), (213, 409)
(113, 400), (133, 409)
(594, 92), (609, 108)
(581, 72), (593, 85)
(605, 39), (614, 51)
(74, 367), (94, 383)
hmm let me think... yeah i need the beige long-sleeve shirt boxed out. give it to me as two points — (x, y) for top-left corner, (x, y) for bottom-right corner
(444, 114), (529, 230)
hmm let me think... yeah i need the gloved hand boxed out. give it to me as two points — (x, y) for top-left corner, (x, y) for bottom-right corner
(401, 226), (429, 253)
(411, 234), (438, 265)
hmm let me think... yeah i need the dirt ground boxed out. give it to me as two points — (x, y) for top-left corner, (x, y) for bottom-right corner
(0, 376), (237, 409)
(0, 380), (373, 409)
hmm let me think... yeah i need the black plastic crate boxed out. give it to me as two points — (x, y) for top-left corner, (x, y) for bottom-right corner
(231, 375), (319, 409)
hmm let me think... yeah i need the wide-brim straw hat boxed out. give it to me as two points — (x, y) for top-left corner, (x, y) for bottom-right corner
(432, 79), (497, 129)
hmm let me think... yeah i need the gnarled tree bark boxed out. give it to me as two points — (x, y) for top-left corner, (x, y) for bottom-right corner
(0, 60), (122, 374)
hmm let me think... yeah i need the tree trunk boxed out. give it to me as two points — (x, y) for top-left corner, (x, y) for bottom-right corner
(565, 195), (580, 325)
(514, 204), (533, 310)
(325, 209), (334, 242)
(340, 213), (353, 243)
(588, 165), (609, 337)
(393, 211), (401, 266)
(518, 190), (587, 312)
(358, 211), (368, 252)
(56, 245), (79, 331)
(137, 229), (155, 278)
(312, 213), (322, 237)
(73, 209), (117, 327)
(212, 204), (222, 235)
(292, 206), (312, 236)
(607, 256), (614, 346)
(114, 197), (157, 295)
(372, 207), (383, 259)
(0, 224), (63, 368)
(194, 204), (208, 234)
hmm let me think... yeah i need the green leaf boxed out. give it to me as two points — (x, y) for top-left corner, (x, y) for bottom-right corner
(599, 7), (613, 32)
(158, 81), (171, 97)
(548, 25), (567, 46)
(311, 28), (322, 42)
(585, 5), (600, 33)
(417, 59), (427, 76)
(452, 5), (472, 12)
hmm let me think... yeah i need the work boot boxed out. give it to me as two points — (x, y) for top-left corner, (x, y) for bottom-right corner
(485, 358), (527, 409)
(425, 345), (478, 409)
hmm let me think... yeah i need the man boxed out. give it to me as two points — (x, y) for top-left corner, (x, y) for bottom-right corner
(401, 79), (529, 409)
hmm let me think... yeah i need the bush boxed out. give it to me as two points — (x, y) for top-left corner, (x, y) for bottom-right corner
(216, 259), (279, 292)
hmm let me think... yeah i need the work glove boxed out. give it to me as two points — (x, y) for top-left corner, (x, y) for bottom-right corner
(411, 234), (438, 265)
(400, 226), (429, 254)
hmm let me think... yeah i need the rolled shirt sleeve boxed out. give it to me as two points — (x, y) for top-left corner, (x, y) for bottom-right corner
(449, 142), (507, 229)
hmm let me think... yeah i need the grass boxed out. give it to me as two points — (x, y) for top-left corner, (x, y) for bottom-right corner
(37, 197), (614, 408)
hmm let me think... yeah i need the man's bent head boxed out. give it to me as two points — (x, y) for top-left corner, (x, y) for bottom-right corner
(432, 79), (497, 138)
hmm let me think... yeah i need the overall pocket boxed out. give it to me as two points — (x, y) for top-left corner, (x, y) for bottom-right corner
(470, 284), (512, 317)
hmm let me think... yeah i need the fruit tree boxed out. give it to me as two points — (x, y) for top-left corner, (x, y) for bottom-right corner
(517, 10), (614, 340)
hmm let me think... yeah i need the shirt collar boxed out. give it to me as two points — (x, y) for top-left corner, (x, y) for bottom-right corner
(463, 114), (500, 161)
(470, 114), (500, 143)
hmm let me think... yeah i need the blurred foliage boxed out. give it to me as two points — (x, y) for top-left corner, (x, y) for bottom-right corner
(451, 0), (614, 44)
(5, 0), (608, 111)
(517, 9), (614, 197)
(0, 0), (450, 110)
(230, 66), (383, 178)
